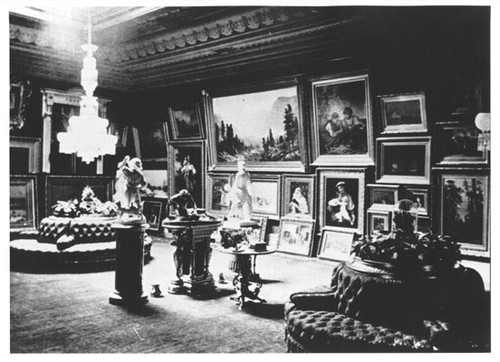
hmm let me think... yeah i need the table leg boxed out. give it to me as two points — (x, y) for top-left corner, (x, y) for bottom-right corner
(230, 254), (266, 309)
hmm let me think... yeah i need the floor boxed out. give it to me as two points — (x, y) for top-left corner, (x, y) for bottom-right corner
(10, 237), (337, 353)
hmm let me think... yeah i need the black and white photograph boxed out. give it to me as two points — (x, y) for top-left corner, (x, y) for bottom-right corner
(7, 3), (492, 355)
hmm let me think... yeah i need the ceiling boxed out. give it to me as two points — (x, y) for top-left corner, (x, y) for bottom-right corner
(9, 6), (374, 93)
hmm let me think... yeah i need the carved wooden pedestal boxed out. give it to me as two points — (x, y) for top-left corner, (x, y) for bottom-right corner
(162, 219), (221, 297)
(109, 223), (149, 306)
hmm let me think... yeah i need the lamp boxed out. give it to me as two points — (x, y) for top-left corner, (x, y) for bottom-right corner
(475, 112), (490, 154)
(57, 18), (116, 164)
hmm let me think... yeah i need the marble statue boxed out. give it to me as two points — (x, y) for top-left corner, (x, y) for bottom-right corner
(114, 156), (147, 225)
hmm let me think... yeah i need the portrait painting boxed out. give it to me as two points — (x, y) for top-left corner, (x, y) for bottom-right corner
(168, 104), (204, 140)
(277, 218), (315, 257)
(250, 176), (281, 218)
(142, 199), (163, 231)
(318, 168), (365, 234)
(317, 229), (355, 262)
(377, 137), (431, 184)
(405, 186), (430, 216)
(380, 93), (427, 133)
(168, 141), (205, 209)
(10, 176), (37, 230)
(204, 82), (307, 172)
(206, 173), (231, 215)
(439, 172), (489, 257)
(311, 73), (374, 165)
(281, 175), (315, 217)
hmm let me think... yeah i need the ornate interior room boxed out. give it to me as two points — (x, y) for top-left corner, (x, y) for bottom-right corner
(9, 5), (491, 353)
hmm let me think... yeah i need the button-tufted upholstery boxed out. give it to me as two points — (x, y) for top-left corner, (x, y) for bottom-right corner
(284, 260), (489, 352)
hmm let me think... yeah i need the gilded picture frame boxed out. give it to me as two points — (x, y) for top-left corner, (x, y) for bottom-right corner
(277, 217), (316, 257)
(380, 92), (427, 134)
(203, 79), (307, 173)
(317, 228), (355, 262)
(10, 175), (37, 231)
(281, 174), (315, 218)
(318, 168), (365, 234)
(310, 73), (374, 166)
(436, 168), (489, 258)
(167, 104), (205, 141)
(377, 136), (431, 185)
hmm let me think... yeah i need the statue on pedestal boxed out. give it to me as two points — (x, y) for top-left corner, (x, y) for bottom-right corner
(113, 156), (147, 225)
(168, 189), (199, 221)
(227, 159), (253, 221)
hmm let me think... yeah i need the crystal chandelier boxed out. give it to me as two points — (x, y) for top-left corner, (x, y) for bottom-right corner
(57, 19), (116, 164)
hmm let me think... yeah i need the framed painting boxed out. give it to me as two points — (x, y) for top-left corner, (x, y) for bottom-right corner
(380, 93), (427, 134)
(367, 183), (401, 209)
(377, 136), (431, 185)
(10, 175), (37, 231)
(310, 73), (374, 166)
(203, 80), (307, 172)
(132, 122), (168, 162)
(141, 169), (169, 198)
(10, 80), (31, 132)
(10, 136), (42, 174)
(168, 141), (205, 209)
(206, 173), (232, 217)
(42, 175), (114, 219)
(281, 174), (315, 218)
(318, 168), (365, 234)
(405, 186), (430, 217)
(142, 198), (164, 231)
(277, 217), (315, 257)
(436, 169), (489, 258)
(317, 229), (355, 262)
(434, 122), (488, 166)
(251, 216), (269, 243)
(367, 208), (392, 235)
(250, 175), (281, 219)
(167, 104), (204, 141)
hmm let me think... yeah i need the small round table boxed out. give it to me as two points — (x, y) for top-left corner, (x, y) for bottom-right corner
(222, 248), (276, 308)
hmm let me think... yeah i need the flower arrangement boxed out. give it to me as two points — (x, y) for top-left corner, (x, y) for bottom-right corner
(52, 186), (118, 218)
(352, 205), (461, 274)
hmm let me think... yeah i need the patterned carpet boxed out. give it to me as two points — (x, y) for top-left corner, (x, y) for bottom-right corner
(10, 237), (337, 353)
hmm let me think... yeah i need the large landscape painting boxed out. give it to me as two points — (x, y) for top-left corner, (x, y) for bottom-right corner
(212, 86), (300, 163)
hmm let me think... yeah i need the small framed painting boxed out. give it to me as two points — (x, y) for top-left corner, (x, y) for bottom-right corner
(380, 93), (427, 134)
(251, 216), (269, 243)
(277, 217), (315, 257)
(434, 122), (488, 166)
(436, 169), (489, 258)
(168, 141), (205, 209)
(281, 174), (315, 218)
(367, 208), (392, 235)
(141, 169), (169, 198)
(133, 123), (168, 162)
(317, 229), (355, 262)
(10, 175), (37, 231)
(405, 186), (430, 217)
(142, 198), (164, 231)
(377, 136), (431, 185)
(250, 175), (281, 219)
(318, 168), (366, 234)
(206, 173), (232, 217)
(167, 104), (204, 141)
(367, 183), (402, 209)
(310, 73), (374, 166)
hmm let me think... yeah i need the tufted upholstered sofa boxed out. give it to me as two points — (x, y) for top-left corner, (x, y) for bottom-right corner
(284, 259), (489, 352)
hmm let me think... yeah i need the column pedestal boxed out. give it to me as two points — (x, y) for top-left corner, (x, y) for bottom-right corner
(109, 223), (149, 306)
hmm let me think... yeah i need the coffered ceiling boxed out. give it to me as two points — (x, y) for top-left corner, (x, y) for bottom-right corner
(10, 6), (375, 93)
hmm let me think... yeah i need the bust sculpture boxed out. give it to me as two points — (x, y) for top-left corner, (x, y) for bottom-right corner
(113, 156), (147, 225)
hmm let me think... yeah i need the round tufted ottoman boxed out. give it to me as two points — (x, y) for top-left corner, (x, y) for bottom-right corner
(285, 309), (433, 352)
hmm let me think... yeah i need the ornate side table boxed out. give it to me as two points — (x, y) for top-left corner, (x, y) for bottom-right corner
(222, 248), (276, 309)
(162, 218), (221, 297)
